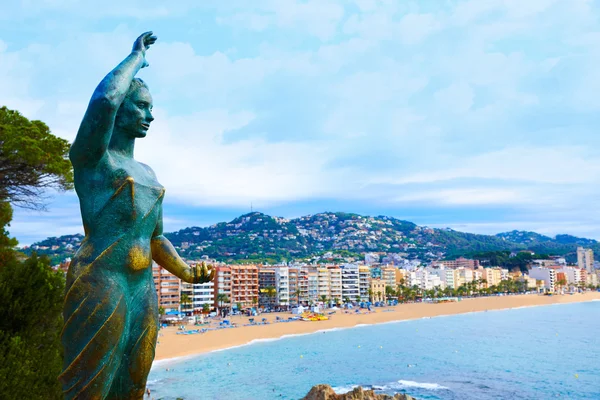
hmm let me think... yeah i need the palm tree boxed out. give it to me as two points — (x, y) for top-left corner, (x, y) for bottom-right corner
(217, 293), (229, 316)
(367, 288), (374, 303)
(385, 285), (395, 301)
(180, 293), (192, 315)
(292, 289), (301, 306)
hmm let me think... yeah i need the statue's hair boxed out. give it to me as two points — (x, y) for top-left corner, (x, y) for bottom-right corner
(125, 78), (149, 99)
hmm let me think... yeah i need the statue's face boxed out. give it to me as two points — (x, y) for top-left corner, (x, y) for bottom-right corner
(115, 86), (154, 138)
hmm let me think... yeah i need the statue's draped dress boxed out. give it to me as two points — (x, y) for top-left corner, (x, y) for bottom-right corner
(59, 167), (165, 400)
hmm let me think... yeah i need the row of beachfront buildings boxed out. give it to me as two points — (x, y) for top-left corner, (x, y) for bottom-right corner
(151, 257), (600, 315)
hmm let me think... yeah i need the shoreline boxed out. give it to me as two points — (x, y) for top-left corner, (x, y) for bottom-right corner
(153, 292), (600, 367)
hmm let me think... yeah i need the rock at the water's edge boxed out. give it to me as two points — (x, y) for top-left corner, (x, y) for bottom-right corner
(301, 384), (417, 400)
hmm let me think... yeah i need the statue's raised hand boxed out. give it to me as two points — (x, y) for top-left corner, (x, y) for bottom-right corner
(187, 262), (215, 284)
(132, 31), (157, 68)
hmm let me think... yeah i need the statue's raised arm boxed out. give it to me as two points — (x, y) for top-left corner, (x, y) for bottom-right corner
(69, 32), (157, 168)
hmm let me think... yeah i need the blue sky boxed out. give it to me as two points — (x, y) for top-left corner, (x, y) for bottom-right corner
(2, 0), (600, 245)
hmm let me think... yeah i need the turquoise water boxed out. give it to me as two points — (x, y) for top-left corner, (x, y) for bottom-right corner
(147, 300), (600, 399)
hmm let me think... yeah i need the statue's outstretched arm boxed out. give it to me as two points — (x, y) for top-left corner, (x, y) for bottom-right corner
(70, 32), (157, 168)
(151, 208), (215, 284)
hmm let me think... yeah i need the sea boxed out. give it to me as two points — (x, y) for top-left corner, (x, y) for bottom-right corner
(147, 300), (600, 400)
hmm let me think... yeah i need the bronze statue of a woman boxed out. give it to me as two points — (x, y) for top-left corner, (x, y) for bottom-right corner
(60, 32), (214, 399)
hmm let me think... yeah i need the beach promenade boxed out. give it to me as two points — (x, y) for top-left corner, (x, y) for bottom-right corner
(154, 292), (600, 362)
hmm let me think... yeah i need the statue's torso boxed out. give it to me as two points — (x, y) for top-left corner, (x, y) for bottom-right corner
(71, 151), (165, 275)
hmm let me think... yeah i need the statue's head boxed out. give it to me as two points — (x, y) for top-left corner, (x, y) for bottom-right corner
(114, 78), (154, 139)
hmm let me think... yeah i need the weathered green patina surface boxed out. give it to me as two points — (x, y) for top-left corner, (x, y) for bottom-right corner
(60, 32), (214, 400)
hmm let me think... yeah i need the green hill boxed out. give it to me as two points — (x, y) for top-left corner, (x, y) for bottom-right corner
(22, 212), (599, 265)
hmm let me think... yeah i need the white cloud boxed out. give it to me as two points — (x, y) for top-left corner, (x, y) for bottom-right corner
(386, 146), (600, 185)
(396, 13), (442, 45)
(216, 0), (345, 40)
(434, 82), (474, 113)
(394, 188), (525, 206)
(135, 109), (357, 207)
(4, 0), (600, 243)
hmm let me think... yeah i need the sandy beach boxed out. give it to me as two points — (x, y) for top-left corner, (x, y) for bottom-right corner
(154, 292), (600, 363)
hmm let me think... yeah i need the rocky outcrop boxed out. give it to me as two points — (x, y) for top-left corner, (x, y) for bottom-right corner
(301, 384), (417, 400)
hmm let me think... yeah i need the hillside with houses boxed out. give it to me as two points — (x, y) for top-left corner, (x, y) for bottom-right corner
(22, 212), (599, 266)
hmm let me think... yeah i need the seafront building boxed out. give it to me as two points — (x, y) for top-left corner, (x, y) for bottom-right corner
(297, 268), (309, 304)
(152, 262), (181, 312)
(382, 266), (397, 288)
(341, 264), (360, 301)
(180, 279), (214, 315)
(288, 268), (299, 306)
(148, 253), (598, 313)
(308, 268), (319, 303)
(317, 267), (330, 300)
(359, 266), (371, 301)
(369, 279), (386, 302)
(258, 268), (277, 308)
(558, 266), (585, 286)
(230, 265), (259, 309)
(577, 247), (595, 273)
(485, 267), (503, 288)
(214, 266), (232, 311)
(273, 266), (290, 308)
(529, 267), (557, 292)
(329, 266), (343, 302)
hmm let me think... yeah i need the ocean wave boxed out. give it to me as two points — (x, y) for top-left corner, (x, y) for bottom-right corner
(394, 379), (449, 390)
(332, 379), (448, 395)
(332, 385), (359, 394)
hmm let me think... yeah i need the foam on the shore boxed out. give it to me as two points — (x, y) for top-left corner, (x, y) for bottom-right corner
(332, 379), (449, 394)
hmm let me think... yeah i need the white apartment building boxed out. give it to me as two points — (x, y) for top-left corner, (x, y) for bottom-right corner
(359, 266), (371, 301)
(341, 264), (360, 301)
(274, 267), (290, 307)
(440, 267), (456, 289)
(382, 266), (397, 289)
(329, 266), (343, 302)
(529, 267), (556, 292)
(459, 268), (474, 285)
(181, 281), (215, 315)
(317, 267), (330, 299)
(414, 269), (443, 290)
(558, 266), (584, 285)
(587, 272), (598, 287)
(577, 247), (594, 273)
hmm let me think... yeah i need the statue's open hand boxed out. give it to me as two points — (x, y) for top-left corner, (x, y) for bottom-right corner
(188, 262), (215, 284)
(132, 31), (157, 68)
